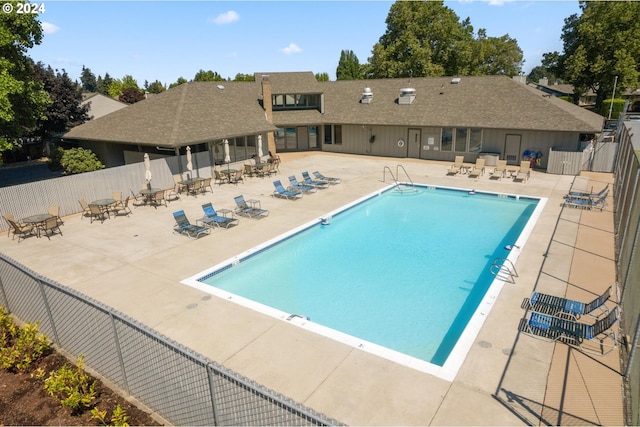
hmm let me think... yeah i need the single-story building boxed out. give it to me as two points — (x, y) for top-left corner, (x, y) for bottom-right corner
(63, 72), (605, 170)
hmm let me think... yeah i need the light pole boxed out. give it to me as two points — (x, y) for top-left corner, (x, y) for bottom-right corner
(608, 75), (618, 120)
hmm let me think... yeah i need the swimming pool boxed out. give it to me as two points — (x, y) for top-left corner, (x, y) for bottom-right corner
(184, 184), (545, 381)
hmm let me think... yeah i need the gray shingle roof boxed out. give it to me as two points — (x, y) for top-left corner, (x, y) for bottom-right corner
(65, 81), (277, 148)
(65, 74), (604, 148)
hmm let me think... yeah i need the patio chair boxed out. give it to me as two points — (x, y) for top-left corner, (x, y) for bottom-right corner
(48, 205), (64, 226)
(528, 286), (611, 319)
(514, 161), (530, 182)
(112, 196), (132, 216)
(39, 216), (63, 240)
(129, 189), (146, 206)
(288, 175), (317, 193)
(229, 169), (244, 185)
(562, 190), (608, 211)
(214, 169), (229, 185)
(489, 160), (507, 180)
(172, 210), (211, 239)
(467, 158), (485, 178)
(150, 190), (167, 208)
(234, 195), (269, 219)
(313, 171), (341, 184)
(447, 156), (465, 175)
(522, 306), (619, 356)
(78, 199), (91, 219)
(244, 162), (256, 177)
(3, 215), (35, 242)
(200, 177), (213, 194)
(272, 180), (303, 200)
(88, 203), (108, 223)
(301, 171), (329, 189)
(164, 184), (181, 202)
(200, 202), (238, 229)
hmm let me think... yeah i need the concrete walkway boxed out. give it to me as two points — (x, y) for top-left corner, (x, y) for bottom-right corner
(0, 153), (623, 425)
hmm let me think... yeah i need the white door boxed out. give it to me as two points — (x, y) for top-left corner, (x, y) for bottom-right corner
(504, 134), (522, 165)
(407, 128), (421, 158)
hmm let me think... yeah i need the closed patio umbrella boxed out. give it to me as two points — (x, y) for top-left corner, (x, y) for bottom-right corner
(223, 139), (230, 173)
(144, 153), (152, 187)
(257, 134), (264, 159)
(186, 146), (193, 179)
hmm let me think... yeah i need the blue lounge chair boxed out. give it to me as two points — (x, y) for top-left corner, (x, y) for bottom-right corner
(528, 286), (611, 319)
(272, 180), (303, 200)
(172, 210), (211, 239)
(313, 171), (341, 184)
(522, 306), (619, 356)
(562, 190), (608, 211)
(288, 175), (317, 193)
(301, 171), (329, 189)
(200, 202), (238, 229)
(234, 195), (269, 219)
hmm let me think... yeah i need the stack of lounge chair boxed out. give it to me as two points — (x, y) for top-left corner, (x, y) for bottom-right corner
(562, 184), (609, 211)
(521, 286), (619, 356)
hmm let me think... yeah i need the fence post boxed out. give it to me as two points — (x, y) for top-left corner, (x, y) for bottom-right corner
(206, 364), (220, 425)
(37, 279), (60, 344)
(109, 312), (130, 394)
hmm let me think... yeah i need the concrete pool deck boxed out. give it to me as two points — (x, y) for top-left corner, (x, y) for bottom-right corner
(0, 152), (623, 425)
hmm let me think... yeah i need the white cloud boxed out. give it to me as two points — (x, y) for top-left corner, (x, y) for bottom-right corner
(41, 22), (60, 35)
(209, 10), (239, 24)
(281, 43), (302, 55)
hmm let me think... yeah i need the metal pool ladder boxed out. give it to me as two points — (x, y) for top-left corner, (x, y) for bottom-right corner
(383, 165), (416, 192)
(490, 258), (518, 283)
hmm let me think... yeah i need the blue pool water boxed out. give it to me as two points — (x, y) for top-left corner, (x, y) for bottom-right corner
(195, 185), (540, 370)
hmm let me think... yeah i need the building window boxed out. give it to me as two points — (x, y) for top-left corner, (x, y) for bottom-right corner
(309, 126), (318, 148)
(455, 128), (467, 152)
(272, 93), (322, 111)
(334, 125), (342, 145)
(275, 128), (285, 150)
(441, 128), (453, 151)
(285, 127), (296, 150)
(324, 125), (332, 144)
(469, 128), (482, 152)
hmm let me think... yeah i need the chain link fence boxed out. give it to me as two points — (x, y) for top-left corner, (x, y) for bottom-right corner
(0, 253), (342, 426)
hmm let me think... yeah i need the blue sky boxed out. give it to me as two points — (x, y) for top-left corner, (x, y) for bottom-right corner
(29, 1), (582, 87)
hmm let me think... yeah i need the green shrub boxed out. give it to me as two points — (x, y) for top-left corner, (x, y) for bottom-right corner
(91, 404), (130, 426)
(0, 306), (17, 349)
(60, 147), (105, 174)
(44, 355), (97, 412)
(600, 98), (626, 119)
(47, 146), (65, 171)
(0, 319), (49, 371)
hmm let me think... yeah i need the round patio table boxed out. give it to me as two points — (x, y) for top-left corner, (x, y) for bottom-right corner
(22, 213), (54, 238)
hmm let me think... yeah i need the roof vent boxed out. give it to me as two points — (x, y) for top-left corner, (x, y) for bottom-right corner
(398, 87), (416, 105)
(217, 84), (225, 90)
(361, 87), (373, 104)
(451, 77), (461, 84)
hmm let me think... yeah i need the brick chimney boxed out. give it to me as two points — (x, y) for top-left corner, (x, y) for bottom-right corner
(261, 75), (276, 154)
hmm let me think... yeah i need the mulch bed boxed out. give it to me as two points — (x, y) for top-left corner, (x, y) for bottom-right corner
(0, 351), (160, 426)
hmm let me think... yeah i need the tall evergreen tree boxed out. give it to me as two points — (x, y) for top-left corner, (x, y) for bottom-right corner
(96, 73), (114, 96)
(146, 80), (166, 94)
(80, 65), (97, 92)
(169, 77), (188, 89)
(336, 50), (362, 80)
(193, 69), (225, 82)
(315, 72), (330, 82)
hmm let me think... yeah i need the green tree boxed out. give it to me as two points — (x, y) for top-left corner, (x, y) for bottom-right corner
(0, 7), (51, 161)
(232, 73), (254, 82)
(336, 50), (362, 80)
(557, 1), (640, 110)
(169, 77), (188, 89)
(79, 66), (96, 92)
(59, 147), (104, 174)
(367, 1), (474, 78)
(193, 69), (224, 82)
(315, 72), (329, 82)
(468, 29), (522, 76)
(146, 80), (166, 94)
(95, 73), (114, 96)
